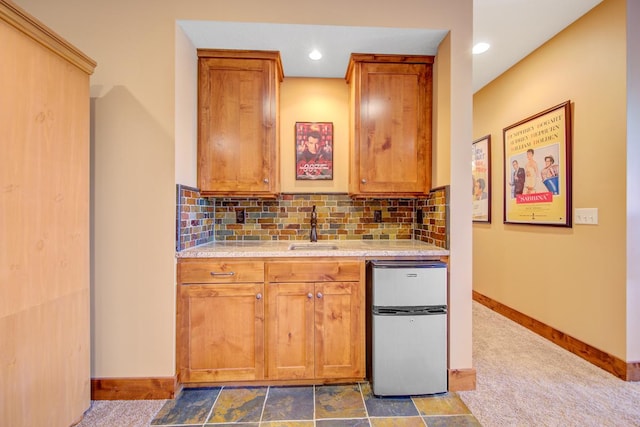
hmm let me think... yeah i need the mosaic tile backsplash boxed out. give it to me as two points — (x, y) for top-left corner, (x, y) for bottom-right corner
(176, 185), (214, 251)
(176, 186), (449, 251)
(414, 186), (450, 249)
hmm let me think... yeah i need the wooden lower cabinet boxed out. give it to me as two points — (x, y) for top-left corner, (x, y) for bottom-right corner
(314, 281), (364, 379)
(267, 282), (315, 379)
(177, 258), (365, 384)
(266, 260), (365, 381)
(177, 260), (265, 383)
(178, 283), (265, 382)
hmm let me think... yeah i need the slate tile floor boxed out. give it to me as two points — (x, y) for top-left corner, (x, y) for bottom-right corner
(150, 382), (481, 427)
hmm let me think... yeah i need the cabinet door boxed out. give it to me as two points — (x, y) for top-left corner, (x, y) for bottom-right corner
(178, 283), (264, 382)
(198, 56), (278, 195)
(314, 281), (365, 379)
(266, 282), (315, 379)
(356, 61), (431, 195)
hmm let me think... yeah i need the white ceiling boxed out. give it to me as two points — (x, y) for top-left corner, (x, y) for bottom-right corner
(472, 0), (602, 91)
(181, 21), (447, 79)
(180, 0), (602, 93)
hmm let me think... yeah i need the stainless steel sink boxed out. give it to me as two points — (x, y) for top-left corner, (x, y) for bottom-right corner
(288, 243), (339, 251)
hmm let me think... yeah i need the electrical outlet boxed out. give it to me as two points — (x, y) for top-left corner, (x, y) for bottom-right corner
(235, 208), (245, 224)
(374, 210), (382, 223)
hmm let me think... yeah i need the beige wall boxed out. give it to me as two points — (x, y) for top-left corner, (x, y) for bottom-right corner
(15, 0), (473, 378)
(473, 0), (628, 359)
(280, 78), (350, 192)
(432, 34), (452, 189)
(175, 26), (198, 187)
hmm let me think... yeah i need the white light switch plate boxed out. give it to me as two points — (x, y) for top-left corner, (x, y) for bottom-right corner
(575, 208), (598, 225)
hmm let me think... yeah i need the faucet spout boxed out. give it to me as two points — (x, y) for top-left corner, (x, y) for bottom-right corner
(310, 205), (318, 242)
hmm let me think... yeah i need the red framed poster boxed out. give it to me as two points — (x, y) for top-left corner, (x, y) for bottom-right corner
(295, 122), (333, 180)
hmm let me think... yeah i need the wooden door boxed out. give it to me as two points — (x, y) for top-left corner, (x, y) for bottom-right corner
(178, 283), (265, 382)
(1, 2), (96, 425)
(314, 281), (365, 379)
(356, 61), (432, 195)
(266, 282), (315, 379)
(198, 54), (279, 196)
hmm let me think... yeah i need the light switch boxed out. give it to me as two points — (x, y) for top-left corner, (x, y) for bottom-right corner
(575, 208), (598, 225)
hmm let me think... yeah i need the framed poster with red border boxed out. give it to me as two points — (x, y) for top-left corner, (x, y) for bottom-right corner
(295, 122), (333, 180)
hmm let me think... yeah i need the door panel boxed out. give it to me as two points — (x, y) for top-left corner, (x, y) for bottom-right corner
(266, 282), (315, 379)
(315, 281), (364, 379)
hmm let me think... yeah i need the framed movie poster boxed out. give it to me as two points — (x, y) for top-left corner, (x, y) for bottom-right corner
(295, 122), (333, 180)
(472, 135), (491, 223)
(503, 101), (572, 226)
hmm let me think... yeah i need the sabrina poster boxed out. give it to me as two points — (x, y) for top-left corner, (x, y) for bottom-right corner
(295, 122), (333, 180)
(503, 101), (572, 227)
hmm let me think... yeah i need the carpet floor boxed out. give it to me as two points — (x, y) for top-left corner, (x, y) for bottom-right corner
(458, 302), (640, 426)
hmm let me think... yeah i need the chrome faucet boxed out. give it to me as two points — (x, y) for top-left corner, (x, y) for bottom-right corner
(310, 205), (318, 242)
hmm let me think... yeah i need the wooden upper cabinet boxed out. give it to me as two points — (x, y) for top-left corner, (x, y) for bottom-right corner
(346, 54), (434, 197)
(197, 49), (283, 197)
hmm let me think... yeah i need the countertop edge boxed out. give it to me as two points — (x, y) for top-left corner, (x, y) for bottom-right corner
(176, 250), (449, 258)
(176, 242), (449, 259)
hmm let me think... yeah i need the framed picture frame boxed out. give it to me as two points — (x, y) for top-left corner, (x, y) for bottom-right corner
(472, 135), (491, 223)
(295, 122), (333, 180)
(503, 101), (572, 227)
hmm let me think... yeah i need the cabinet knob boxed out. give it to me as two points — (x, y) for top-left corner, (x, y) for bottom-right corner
(316, 292), (323, 299)
(256, 293), (262, 300)
(361, 178), (367, 184)
(307, 293), (313, 299)
(263, 178), (269, 184)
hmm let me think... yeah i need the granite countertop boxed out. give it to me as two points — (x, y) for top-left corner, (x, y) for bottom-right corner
(176, 239), (449, 258)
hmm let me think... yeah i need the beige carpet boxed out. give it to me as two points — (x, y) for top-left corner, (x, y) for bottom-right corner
(459, 301), (640, 426)
(74, 400), (166, 427)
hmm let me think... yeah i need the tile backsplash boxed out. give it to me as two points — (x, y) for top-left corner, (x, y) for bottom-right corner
(414, 186), (449, 249)
(176, 186), (449, 251)
(176, 184), (214, 251)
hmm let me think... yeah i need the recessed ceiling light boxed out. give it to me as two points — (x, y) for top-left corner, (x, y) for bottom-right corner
(472, 42), (490, 55)
(309, 49), (322, 60)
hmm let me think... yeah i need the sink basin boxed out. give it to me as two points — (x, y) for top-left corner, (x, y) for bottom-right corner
(288, 243), (339, 251)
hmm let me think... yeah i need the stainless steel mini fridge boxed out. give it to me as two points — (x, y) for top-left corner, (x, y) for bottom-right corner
(369, 260), (447, 396)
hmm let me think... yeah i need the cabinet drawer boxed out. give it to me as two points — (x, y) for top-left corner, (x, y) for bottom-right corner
(179, 260), (265, 283)
(266, 261), (361, 282)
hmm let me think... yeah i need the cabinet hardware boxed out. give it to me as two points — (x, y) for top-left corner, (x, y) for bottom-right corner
(256, 293), (262, 300)
(307, 293), (313, 299)
(210, 271), (235, 276)
(317, 292), (323, 299)
(361, 178), (367, 184)
(263, 178), (269, 184)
